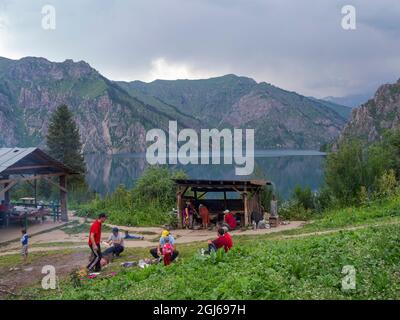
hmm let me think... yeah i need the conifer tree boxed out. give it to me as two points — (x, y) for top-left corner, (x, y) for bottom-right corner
(46, 104), (85, 177)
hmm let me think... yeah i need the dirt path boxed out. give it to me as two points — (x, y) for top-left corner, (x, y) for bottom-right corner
(0, 221), (305, 256)
(0, 251), (87, 299)
(279, 219), (400, 239)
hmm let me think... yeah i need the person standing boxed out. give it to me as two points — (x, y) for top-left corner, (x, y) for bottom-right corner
(21, 229), (29, 262)
(270, 195), (278, 217)
(183, 201), (194, 229)
(87, 213), (107, 272)
(199, 204), (210, 229)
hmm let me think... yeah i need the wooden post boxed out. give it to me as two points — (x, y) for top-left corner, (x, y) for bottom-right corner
(34, 174), (37, 207)
(243, 190), (249, 226)
(4, 175), (10, 205)
(59, 175), (68, 222)
(177, 188), (182, 229)
(223, 191), (227, 210)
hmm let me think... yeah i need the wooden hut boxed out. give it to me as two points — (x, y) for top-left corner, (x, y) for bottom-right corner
(0, 147), (76, 223)
(174, 179), (272, 228)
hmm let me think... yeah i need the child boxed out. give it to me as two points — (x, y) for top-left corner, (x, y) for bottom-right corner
(21, 229), (29, 262)
(162, 237), (174, 266)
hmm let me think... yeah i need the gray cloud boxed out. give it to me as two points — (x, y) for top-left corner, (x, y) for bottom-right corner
(0, 0), (399, 97)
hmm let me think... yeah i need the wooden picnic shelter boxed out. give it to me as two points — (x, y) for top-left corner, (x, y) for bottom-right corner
(174, 179), (272, 228)
(0, 147), (76, 224)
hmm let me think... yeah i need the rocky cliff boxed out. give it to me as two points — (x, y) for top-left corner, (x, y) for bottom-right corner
(338, 79), (400, 145)
(0, 56), (199, 154)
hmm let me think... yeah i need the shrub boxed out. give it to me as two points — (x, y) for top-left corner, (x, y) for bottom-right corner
(76, 166), (187, 226)
(374, 170), (398, 199)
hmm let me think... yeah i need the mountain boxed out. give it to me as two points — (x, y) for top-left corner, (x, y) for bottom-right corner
(0, 56), (348, 153)
(119, 76), (347, 149)
(338, 79), (400, 145)
(117, 75), (257, 127)
(309, 97), (352, 120)
(0, 56), (199, 154)
(323, 93), (373, 108)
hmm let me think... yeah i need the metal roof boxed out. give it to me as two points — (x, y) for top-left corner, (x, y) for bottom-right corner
(0, 147), (75, 176)
(173, 179), (271, 192)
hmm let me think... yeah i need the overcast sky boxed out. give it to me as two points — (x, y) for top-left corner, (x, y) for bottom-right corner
(0, 0), (399, 97)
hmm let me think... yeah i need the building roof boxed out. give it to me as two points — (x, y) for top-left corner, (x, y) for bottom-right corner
(173, 178), (271, 193)
(0, 147), (75, 176)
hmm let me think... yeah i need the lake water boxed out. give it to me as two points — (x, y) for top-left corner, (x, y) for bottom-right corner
(84, 150), (326, 199)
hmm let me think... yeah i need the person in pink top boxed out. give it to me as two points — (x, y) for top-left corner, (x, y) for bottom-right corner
(162, 237), (174, 266)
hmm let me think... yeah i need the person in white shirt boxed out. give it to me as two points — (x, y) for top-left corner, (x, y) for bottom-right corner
(103, 227), (124, 257)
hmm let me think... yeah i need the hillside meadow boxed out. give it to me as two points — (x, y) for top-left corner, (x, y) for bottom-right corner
(12, 195), (400, 300)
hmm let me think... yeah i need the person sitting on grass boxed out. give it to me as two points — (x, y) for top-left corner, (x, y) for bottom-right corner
(103, 227), (125, 257)
(162, 237), (174, 266)
(150, 229), (179, 263)
(204, 228), (230, 254)
(124, 230), (144, 240)
(21, 229), (29, 262)
(222, 209), (237, 230)
(222, 226), (233, 250)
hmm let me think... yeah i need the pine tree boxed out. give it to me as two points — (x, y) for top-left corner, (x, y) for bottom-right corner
(46, 104), (85, 176)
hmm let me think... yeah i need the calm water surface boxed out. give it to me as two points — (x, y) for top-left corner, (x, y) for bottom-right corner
(85, 150), (326, 199)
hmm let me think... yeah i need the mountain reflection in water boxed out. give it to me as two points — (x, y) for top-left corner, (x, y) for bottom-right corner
(84, 150), (326, 199)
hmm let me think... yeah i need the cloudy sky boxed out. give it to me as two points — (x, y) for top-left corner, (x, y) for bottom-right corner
(0, 0), (399, 98)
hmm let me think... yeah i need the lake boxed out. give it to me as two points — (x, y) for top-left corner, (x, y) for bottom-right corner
(84, 150), (326, 199)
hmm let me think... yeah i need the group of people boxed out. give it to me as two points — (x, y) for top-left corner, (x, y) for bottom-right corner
(183, 200), (238, 231)
(87, 213), (144, 272)
(86, 211), (236, 272)
(148, 224), (234, 266)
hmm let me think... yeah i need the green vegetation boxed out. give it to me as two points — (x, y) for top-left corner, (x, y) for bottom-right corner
(20, 203), (400, 299)
(280, 126), (400, 219)
(5, 185), (400, 300)
(76, 166), (187, 226)
(282, 193), (400, 236)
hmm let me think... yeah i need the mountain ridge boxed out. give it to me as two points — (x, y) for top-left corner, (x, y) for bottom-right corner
(338, 78), (400, 146)
(0, 56), (348, 152)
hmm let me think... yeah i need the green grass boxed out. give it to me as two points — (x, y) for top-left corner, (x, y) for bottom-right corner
(20, 223), (400, 299)
(30, 242), (86, 248)
(282, 194), (400, 236)
(0, 249), (76, 269)
(10, 195), (400, 300)
(60, 221), (112, 235)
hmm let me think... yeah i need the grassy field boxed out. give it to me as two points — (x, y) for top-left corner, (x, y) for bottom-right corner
(9, 195), (398, 300)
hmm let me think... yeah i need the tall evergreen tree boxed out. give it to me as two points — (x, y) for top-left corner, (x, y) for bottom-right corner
(46, 104), (85, 175)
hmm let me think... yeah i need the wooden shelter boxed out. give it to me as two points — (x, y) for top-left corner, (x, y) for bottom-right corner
(0, 148), (75, 222)
(174, 179), (272, 228)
